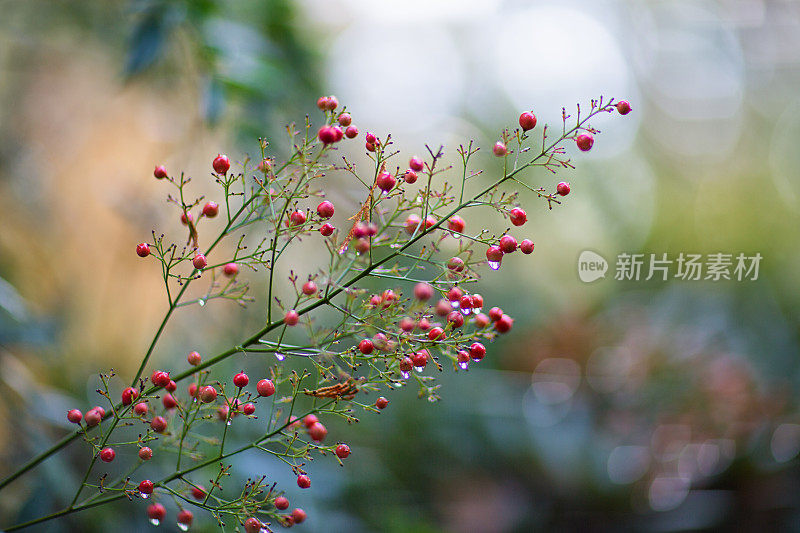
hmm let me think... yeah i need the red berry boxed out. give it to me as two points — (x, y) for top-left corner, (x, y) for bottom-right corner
(335, 443), (351, 459)
(447, 257), (465, 272)
(616, 100), (632, 115)
(366, 141), (376, 152)
(154, 165), (168, 179)
(474, 313), (490, 328)
(202, 202), (218, 219)
(275, 496), (290, 510)
(447, 311), (464, 328)
(403, 169), (418, 184)
(303, 414), (319, 428)
(319, 223), (335, 236)
(447, 216), (465, 233)
(472, 294), (484, 308)
(404, 214), (421, 234)
(326, 96), (338, 111)
(409, 156), (424, 172)
(245, 517), (263, 533)
(375, 396), (389, 409)
(376, 171), (396, 192)
(200, 386), (218, 403)
(151, 416), (167, 433)
(285, 310), (300, 326)
(556, 181), (571, 196)
(219, 262), (238, 277)
(139, 447), (153, 461)
(151, 370), (170, 387)
(499, 235), (517, 253)
(258, 158), (272, 173)
(493, 141), (507, 157)
(147, 503), (166, 521)
(307, 422), (327, 442)
(217, 404), (230, 421)
(457, 350), (470, 364)
(242, 403), (256, 415)
(345, 125), (358, 138)
(291, 508), (307, 524)
(134, 402), (148, 416)
(358, 339), (374, 354)
(488, 307), (503, 321)
(180, 211), (193, 225)
(414, 282), (433, 301)
(486, 245), (504, 262)
(166, 380), (177, 392)
(400, 317), (415, 332)
(459, 295), (473, 309)
(469, 342), (486, 361)
(93, 405), (107, 416)
(424, 216), (436, 229)
(67, 409), (83, 424)
(318, 126), (336, 145)
(447, 286), (463, 302)
(193, 253), (207, 270)
(191, 486), (206, 500)
(509, 207), (527, 226)
(233, 372), (249, 388)
(576, 133), (594, 151)
(188, 383), (198, 398)
(138, 479), (154, 495)
(332, 126), (344, 142)
(338, 113), (352, 127)
(495, 314), (513, 333)
(213, 154), (231, 175)
(136, 243), (150, 257)
(122, 387), (138, 406)
(297, 474), (311, 489)
(302, 281), (318, 295)
(412, 350), (429, 368)
(365, 132), (377, 144)
(289, 211), (306, 226)
(316, 201), (335, 219)
(82, 409), (99, 427)
(178, 509), (193, 527)
(520, 239), (534, 254)
(99, 447), (115, 462)
(355, 238), (370, 254)
(400, 357), (413, 372)
(316, 96), (329, 110)
(519, 112), (537, 131)
(187, 351), (201, 366)
(257, 379), (276, 397)
(428, 327), (445, 340)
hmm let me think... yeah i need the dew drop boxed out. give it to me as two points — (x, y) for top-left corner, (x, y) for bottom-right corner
(338, 245), (349, 255)
(400, 370), (410, 379)
(460, 308), (471, 316)
(275, 352), (286, 361)
(414, 366), (424, 373)
(390, 243), (402, 249)
(149, 519), (160, 526)
(198, 299), (206, 307)
(488, 261), (501, 270)
(451, 301), (459, 308)
(140, 492), (149, 499)
(177, 522), (190, 532)
(473, 307), (482, 314)
(226, 420), (232, 426)
(427, 396), (437, 403)
(458, 361), (469, 370)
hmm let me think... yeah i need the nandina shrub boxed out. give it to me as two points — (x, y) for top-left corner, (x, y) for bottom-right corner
(0, 96), (630, 531)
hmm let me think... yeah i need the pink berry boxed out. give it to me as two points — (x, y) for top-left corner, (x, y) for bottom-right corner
(257, 379), (276, 397)
(316, 96), (329, 110)
(519, 112), (537, 131)
(220, 262), (238, 277)
(154, 165), (168, 179)
(147, 503), (166, 521)
(242, 403), (256, 415)
(365, 141), (376, 152)
(178, 509), (193, 527)
(402, 169), (417, 184)
(345, 125), (358, 138)
(193, 253), (207, 270)
(414, 282), (433, 301)
(499, 235), (517, 253)
(400, 318), (415, 332)
(316, 201), (335, 219)
(319, 223), (335, 236)
(424, 216), (436, 229)
(472, 294), (484, 308)
(495, 314), (514, 333)
(412, 350), (429, 368)
(447, 216), (465, 233)
(486, 245), (504, 262)
(556, 182), (570, 196)
(447, 286), (463, 302)
(192, 486), (206, 500)
(139, 479), (154, 495)
(355, 238), (370, 254)
(326, 96), (338, 111)
(257, 158), (272, 173)
(302, 281), (318, 295)
(122, 387), (138, 406)
(358, 339), (374, 354)
(297, 474), (311, 489)
(488, 307), (503, 322)
(435, 299), (451, 317)
(447, 257), (465, 272)
(375, 396), (389, 409)
(493, 142), (507, 156)
(203, 201), (219, 218)
(200, 386), (218, 403)
(139, 447), (153, 460)
(292, 508), (307, 524)
(307, 422), (327, 442)
(376, 171), (396, 192)
(233, 372), (249, 388)
(85, 409), (102, 427)
(474, 313), (490, 328)
(187, 351), (201, 366)
(469, 342), (486, 361)
(520, 239), (534, 254)
(509, 207), (527, 226)
(335, 443), (351, 458)
(245, 517), (263, 533)
(447, 311), (464, 328)
(318, 126), (336, 145)
(99, 447), (115, 463)
(400, 357), (413, 373)
(180, 211), (193, 226)
(404, 214), (421, 234)
(213, 154), (231, 175)
(188, 383), (198, 398)
(289, 211), (306, 226)
(136, 243), (150, 257)
(365, 132), (377, 144)
(217, 404), (230, 421)
(285, 310), (299, 325)
(67, 409), (83, 424)
(275, 496), (290, 510)
(338, 113), (352, 127)
(134, 402), (148, 416)
(151, 416), (167, 433)
(428, 327), (445, 340)
(166, 380), (177, 392)
(616, 100), (632, 115)
(576, 133), (594, 151)
(332, 126), (344, 142)
(457, 350), (470, 365)
(409, 157), (424, 172)
(303, 414), (319, 428)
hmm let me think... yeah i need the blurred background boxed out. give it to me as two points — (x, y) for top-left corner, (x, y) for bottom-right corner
(1, 0), (800, 531)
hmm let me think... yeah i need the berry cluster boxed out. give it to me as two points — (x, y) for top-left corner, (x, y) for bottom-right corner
(4, 95), (629, 532)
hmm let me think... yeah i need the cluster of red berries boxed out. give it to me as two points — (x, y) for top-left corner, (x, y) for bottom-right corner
(316, 96), (359, 145)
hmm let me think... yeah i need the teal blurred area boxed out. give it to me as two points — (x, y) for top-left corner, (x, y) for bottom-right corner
(1, 0), (800, 531)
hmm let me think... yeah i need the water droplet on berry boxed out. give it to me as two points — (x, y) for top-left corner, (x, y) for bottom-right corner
(414, 366), (424, 373)
(488, 260), (501, 270)
(275, 352), (286, 361)
(460, 308), (471, 316)
(149, 519), (160, 526)
(451, 301), (459, 309)
(140, 492), (150, 499)
(177, 522), (190, 532)
(473, 306), (482, 314)
(458, 361), (469, 370)
(338, 245), (349, 255)
(400, 370), (410, 379)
